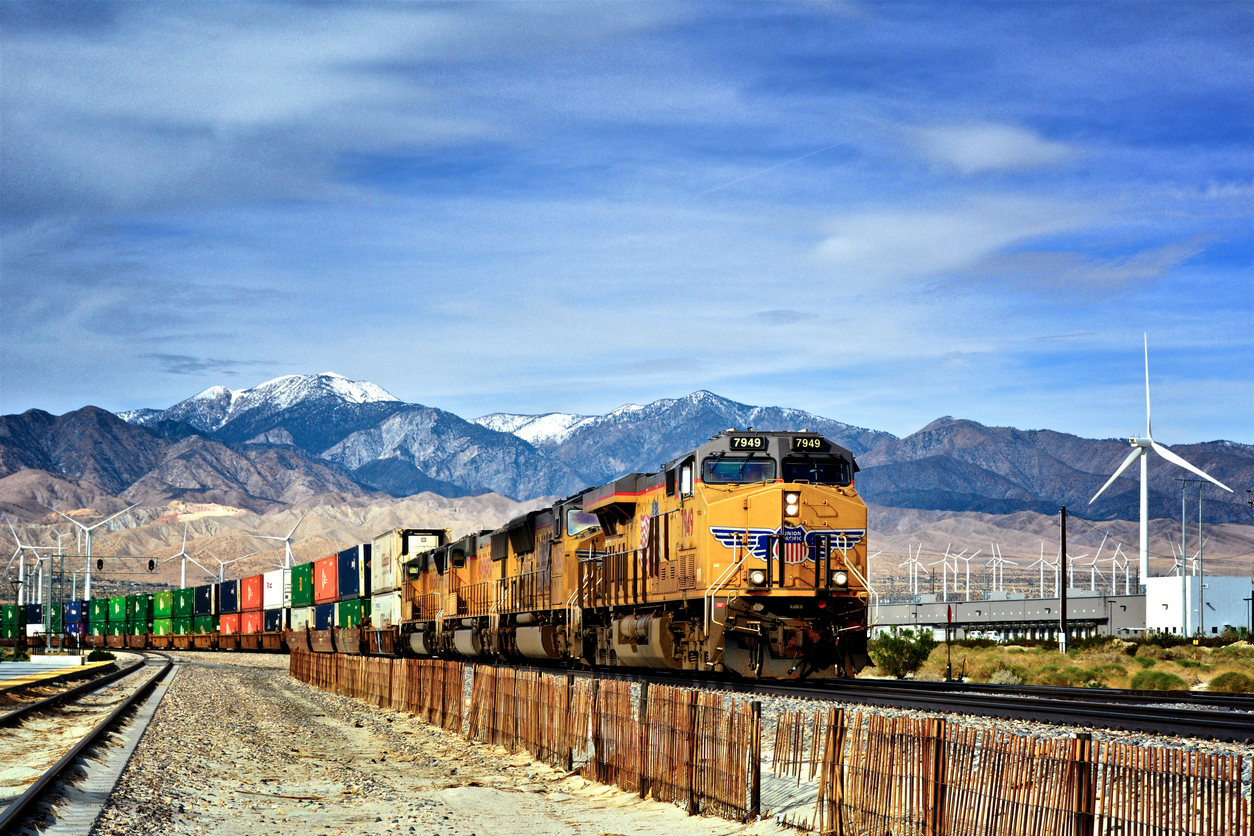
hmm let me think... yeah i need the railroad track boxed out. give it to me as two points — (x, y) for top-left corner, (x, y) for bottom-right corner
(0, 652), (174, 834)
(564, 667), (1254, 742)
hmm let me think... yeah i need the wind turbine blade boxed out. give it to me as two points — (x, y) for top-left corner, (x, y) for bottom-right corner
(1144, 333), (1152, 438)
(90, 501), (141, 530)
(1090, 447), (1144, 503)
(286, 510), (310, 540)
(1150, 441), (1233, 492)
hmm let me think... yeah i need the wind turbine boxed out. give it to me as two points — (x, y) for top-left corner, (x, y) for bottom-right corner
(45, 501), (140, 601)
(158, 524), (193, 587)
(202, 549), (257, 583)
(1089, 336), (1233, 585)
(251, 510), (309, 569)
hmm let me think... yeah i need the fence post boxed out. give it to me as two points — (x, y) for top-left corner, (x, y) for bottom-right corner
(688, 693), (699, 816)
(929, 718), (948, 836)
(638, 680), (650, 798)
(750, 700), (762, 820)
(1073, 732), (1095, 836)
(564, 674), (575, 772)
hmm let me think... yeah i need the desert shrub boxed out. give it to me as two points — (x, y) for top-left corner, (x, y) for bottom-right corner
(1135, 645), (1166, 660)
(989, 667), (1023, 686)
(1176, 659), (1211, 671)
(953, 638), (997, 649)
(1130, 670), (1189, 691)
(86, 649), (116, 662)
(1208, 672), (1254, 693)
(1134, 656), (1157, 669)
(868, 628), (938, 679)
(1212, 643), (1254, 663)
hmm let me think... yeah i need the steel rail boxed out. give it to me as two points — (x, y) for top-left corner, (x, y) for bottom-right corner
(0, 658), (144, 727)
(0, 660), (119, 698)
(0, 654), (172, 833)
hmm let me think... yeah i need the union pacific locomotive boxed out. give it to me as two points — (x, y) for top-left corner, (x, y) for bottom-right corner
(22, 430), (873, 680)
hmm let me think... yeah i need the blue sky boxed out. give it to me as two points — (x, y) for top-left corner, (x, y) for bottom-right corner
(2, 1), (1251, 443)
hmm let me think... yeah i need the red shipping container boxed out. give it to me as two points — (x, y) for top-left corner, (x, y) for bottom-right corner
(220, 613), (240, 635)
(314, 554), (339, 605)
(240, 574), (264, 612)
(241, 610), (264, 634)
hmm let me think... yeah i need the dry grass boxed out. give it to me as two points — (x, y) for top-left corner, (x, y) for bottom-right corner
(902, 639), (1254, 692)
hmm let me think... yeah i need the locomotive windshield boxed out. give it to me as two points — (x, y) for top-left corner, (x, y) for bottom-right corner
(702, 457), (777, 484)
(566, 509), (600, 536)
(781, 456), (851, 486)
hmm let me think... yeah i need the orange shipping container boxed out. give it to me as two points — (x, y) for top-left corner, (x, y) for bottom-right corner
(314, 554), (339, 605)
(220, 613), (241, 635)
(240, 575), (264, 613)
(240, 610), (264, 634)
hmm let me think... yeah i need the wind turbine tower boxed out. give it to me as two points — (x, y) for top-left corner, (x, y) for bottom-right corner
(1089, 336), (1233, 586)
(47, 502), (140, 601)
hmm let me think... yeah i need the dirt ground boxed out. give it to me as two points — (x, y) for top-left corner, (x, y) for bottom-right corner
(90, 652), (784, 836)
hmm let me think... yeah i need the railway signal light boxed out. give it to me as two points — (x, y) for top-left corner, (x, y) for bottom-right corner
(783, 492), (800, 521)
(148, 559), (156, 572)
(96, 558), (104, 570)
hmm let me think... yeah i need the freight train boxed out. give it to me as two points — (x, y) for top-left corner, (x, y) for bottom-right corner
(3, 430), (873, 679)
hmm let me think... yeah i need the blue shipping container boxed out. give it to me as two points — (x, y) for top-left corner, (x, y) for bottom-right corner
(361, 543), (372, 597)
(63, 600), (84, 623)
(264, 608), (288, 633)
(337, 546), (360, 601)
(314, 603), (335, 631)
(194, 584), (216, 616)
(25, 604), (43, 625)
(219, 579), (239, 614)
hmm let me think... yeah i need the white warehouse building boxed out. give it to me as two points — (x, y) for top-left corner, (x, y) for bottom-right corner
(1145, 576), (1253, 637)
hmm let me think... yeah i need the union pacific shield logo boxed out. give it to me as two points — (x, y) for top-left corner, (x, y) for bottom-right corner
(709, 526), (866, 565)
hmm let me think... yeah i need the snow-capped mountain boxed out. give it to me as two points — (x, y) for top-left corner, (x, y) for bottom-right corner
(125, 373), (399, 435)
(472, 412), (596, 446)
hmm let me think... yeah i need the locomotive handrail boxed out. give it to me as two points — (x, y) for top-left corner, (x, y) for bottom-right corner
(838, 546), (879, 625)
(704, 547), (749, 634)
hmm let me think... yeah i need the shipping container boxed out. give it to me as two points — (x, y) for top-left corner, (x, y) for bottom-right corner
(132, 594), (154, 621)
(194, 584), (216, 616)
(314, 602), (335, 631)
(289, 606), (314, 631)
(129, 620), (152, 636)
(370, 528), (445, 594)
(154, 590), (174, 618)
(172, 587), (195, 619)
(219, 579), (239, 614)
(193, 615), (218, 635)
(26, 623), (41, 637)
(89, 598), (110, 622)
(263, 608), (288, 633)
(25, 604), (43, 625)
(2, 604), (18, 625)
(290, 563), (314, 607)
(240, 574), (263, 612)
(219, 613), (240, 635)
(241, 610), (264, 634)
(88, 621), (107, 637)
(1, 623), (18, 640)
(313, 554), (338, 605)
(335, 598), (366, 628)
(63, 600), (83, 623)
(46, 610), (63, 633)
(107, 621), (126, 636)
(172, 617), (193, 636)
(370, 591), (401, 628)
(108, 596), (129, 622)
(262, 569), (291, 610)
(64, 622), (84, 636)
(153, 618), (173, 636)
(337, 545), (364, 601)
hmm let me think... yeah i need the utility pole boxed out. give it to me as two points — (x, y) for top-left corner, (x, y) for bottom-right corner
(1059, 506), (1068, 653)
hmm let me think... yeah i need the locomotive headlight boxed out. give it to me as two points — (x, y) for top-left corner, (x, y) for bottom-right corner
(784, 492), (800, 517)
(832, 570), (849, 587)
(748, 569), (768, 588)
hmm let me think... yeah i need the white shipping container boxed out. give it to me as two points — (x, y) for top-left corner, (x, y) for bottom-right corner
(289, 606), (314, 631)
(371, 529), (444, 594)
(263, 568), (292, 610)
(26, 623), (41, 637)
(370, 591), (402, 628)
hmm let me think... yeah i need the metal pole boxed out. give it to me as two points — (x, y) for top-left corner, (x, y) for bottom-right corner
(1199, 482), (1204, 638)
(1059, 506), (1068, 653)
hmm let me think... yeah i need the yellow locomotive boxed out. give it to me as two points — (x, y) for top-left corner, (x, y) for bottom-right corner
(401, 430), (871, 679)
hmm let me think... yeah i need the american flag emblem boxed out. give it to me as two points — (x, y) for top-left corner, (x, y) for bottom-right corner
(774, 526), (810, 565)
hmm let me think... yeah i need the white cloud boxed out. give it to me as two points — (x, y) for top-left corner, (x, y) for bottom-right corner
(916, 123), (1076, 174)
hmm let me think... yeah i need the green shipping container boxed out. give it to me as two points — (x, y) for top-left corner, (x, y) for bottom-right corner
(172, 588), (194, 619)
(153, 618), (173, 636)
(88, 621), (107, 637)
(47, 610), (63, 633)
(108, 595), (130, 622)
(129, 620), (152, 636)
(172, 617), (192, 636)
(193, 615), (218, 635)
(1, 604), (17, 626)
(107, 621), (126, 636)
(336, 598), (364, 628)
(89, 599), (110, 622)
(1, 624), (18, 640)
(154, 590), (174, 618)
(291, 562), (315, 607)
(131, 594), (154, 621)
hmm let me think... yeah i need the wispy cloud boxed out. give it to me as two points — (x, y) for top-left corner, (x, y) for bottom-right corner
(915, 123), (1077, 174)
